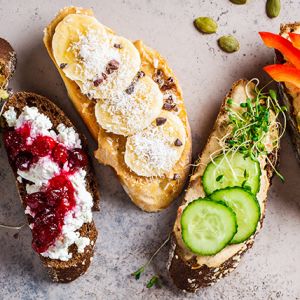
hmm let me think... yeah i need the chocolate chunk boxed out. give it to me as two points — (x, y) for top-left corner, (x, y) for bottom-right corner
(167, 77), (174, 83)
(59, 63), (68, 69)
(173, 105), (179, 112)
(102, 72), (107, 80)
(156, 69), (163, 76)
(137, 71), (145, 79)
(166, 95), (174, 103)
(173, 173), (180, 180)
(93, 78), (103, 87)
(106, 59), (120, 74)
(174, 138), (183, 146)
(125, 84), (135, 95)
(113, 43), (122, 49)
(156, 117), (167, 126)
(162, 102), (173, 111)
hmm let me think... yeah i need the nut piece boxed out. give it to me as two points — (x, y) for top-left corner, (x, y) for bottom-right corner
(229, 0), (247, 4)
(194, 17), (218, 34)
(266, 0), (281, 18)
(218, 35), (240, 53)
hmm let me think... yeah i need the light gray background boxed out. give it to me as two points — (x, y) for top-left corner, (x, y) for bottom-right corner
(0, 0), (299, 299)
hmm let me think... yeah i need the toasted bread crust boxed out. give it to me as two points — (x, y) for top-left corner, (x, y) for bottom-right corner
(168, 80), (279, 292)
(43, 7), (192, 212)
(0, 38), (16, 87)
(1, 92), (99, 282)
(278, 22), (300, 162)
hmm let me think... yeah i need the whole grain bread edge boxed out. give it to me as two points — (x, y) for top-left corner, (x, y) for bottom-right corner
(167, 80), (279, 293)
(1, 92), (100, 283)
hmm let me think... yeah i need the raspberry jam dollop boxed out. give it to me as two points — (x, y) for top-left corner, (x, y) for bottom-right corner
(3, 122), (88, 254)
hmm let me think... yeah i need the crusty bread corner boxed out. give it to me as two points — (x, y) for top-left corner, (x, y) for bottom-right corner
(278, 22), (300, 162)
(0, 38), (17, 87)
(168, 80), (279, 292)
(2, 92), (99, 283)
(43, 6), (192, 212)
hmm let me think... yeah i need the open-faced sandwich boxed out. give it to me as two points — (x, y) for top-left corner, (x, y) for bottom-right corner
(1, 92), (100, 282)
(43, 6), (192, 212)
(260, 25), (300, 162)
(168, 79), (284, 292)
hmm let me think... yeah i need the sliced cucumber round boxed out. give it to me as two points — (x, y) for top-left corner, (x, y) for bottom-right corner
(202, 152), (261, 195)
(181, 199), (237, 256)
(209, 187), (261, 244)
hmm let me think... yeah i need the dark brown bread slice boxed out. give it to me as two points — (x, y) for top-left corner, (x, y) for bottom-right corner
(276, 23), (300, 162)
(1, 92), (100, 283)
(0, 38), (16, 87)
(168, 80), (279, 292)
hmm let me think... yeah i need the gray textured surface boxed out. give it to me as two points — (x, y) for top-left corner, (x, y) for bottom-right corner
(0, 0), (300, 299)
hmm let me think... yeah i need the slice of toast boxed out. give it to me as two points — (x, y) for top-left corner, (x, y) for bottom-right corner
(0, 38), (16, 88)
(43, 6), (192, 212)
(1, 92), (100, 283)
(168, 80), (279, 292)
(276, 23), (300, 162)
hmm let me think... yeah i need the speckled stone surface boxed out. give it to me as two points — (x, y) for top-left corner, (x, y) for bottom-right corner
(0, 0), (299, 299)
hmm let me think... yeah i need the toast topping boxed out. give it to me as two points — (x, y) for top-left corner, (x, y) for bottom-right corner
(3, 105), (93, 261)
(94, 75), (163, 136)
(52, 14), (141, 99)
(124, 112), (186, 177)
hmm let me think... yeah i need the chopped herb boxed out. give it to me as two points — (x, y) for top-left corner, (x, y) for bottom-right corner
(131, 234), (171, 284)
(227, 99), (233, 105)
(132, 266), (145, 280)
(146, 275), (161, 288)
(216, 174), (224, 182)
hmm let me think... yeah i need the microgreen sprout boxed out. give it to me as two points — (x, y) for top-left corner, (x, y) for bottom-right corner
(216, 78), (286, 180)
(146, 275), (161, 289)
(131, 233), (171, 287)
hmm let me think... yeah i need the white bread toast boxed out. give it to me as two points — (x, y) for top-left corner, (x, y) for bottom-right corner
(168, 79), (279, 292)
(43, 6), (192, 212)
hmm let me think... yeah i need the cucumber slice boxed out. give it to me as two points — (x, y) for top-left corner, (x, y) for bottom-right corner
(209, 187), (261, 244)
(181, 199), (237, 256)
(202, 152), (261, 195)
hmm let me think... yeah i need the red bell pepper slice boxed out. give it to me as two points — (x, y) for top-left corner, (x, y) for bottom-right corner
(264, 64), (300, 88)
(259, 32), (300, 69)
(289, 32), (300, 50)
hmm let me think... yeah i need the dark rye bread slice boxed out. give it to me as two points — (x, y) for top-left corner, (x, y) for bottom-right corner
(1, 92), (100, 283)
(168, 80), (279, 293)
(276, 23), (300, 162)
(0, 38), (16, 87)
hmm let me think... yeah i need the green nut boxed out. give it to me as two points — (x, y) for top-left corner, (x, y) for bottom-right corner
(266, 0), (281, 18)
(218, 35), (240, 53)
(229, 0), (247, 4)
(194, 17), (218, 34)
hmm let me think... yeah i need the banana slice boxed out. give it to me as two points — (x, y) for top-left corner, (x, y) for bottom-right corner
(124, 112), (186, 177)
(95, 75), (163, 136)
(52, 14), (141, 99)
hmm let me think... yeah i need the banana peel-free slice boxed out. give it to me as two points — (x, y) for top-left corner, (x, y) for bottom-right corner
(52, 13), (141, 99)
(94, 75), (163, 136)
(124, 111), (186, 177)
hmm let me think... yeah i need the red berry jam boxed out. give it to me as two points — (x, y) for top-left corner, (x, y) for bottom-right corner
(2, 120), (87, 254)
(52, 144), (68, 165)
(31, 136), (56, 157)
(24, 174), (76, 253)
(68, 148), (88, 169)
(32, 211), (62, 253)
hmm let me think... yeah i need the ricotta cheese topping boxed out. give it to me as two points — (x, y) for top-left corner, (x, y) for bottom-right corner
(3, 105), (93, 261)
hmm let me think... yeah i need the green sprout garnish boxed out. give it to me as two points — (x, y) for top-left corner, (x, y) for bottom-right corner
(214, 78), (286, 181)
(146, 275), (161, 289)
(131, 233), (171, 287)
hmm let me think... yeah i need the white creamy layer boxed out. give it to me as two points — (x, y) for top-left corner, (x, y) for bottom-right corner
(3, 105), (93, 261)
